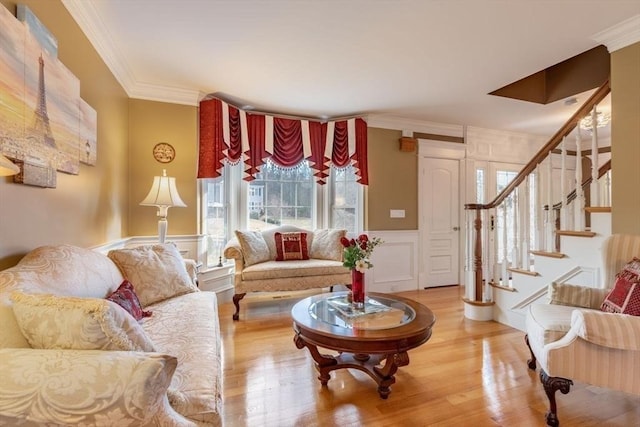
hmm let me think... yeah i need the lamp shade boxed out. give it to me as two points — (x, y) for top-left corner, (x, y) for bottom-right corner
(140, 169), (186, 208)
(0, 153), (19, 176)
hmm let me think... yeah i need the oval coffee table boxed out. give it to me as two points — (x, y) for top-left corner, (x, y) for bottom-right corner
(292, 291), (436, 399)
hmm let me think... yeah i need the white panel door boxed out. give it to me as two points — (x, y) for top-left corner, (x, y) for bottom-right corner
(423, 158), (460, 287)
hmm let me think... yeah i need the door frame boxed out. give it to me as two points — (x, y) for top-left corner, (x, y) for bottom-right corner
(418, 139), (466, 288)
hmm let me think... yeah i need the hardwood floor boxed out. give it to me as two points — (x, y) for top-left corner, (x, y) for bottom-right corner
(217, 286), (639, 426)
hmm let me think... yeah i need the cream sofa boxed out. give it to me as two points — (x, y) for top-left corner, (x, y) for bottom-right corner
(224, 225), (351, 320)
(0, 244), (222, 426)
(525, 234), (640, 427)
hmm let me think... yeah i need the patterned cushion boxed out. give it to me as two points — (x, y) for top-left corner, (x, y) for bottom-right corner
(235, 230), (271, 266)
(601, 276), (640, 316)
(0, 349), (176, 425)
(548, 282), (592, 308)
(106, 280), (152, 321)
(275, 232), (309, 261)
(11, 292), (156, 351)
(310, 229), (347, 261)
(108, 244), (198, 307)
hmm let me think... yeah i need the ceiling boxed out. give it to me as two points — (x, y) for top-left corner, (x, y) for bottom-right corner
(62, 0), (640, 137)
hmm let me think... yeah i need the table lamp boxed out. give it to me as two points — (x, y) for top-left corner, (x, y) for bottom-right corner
(140, 169), (186, 243)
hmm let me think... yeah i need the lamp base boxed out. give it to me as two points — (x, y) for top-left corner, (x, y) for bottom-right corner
(158, 217), (168, 243)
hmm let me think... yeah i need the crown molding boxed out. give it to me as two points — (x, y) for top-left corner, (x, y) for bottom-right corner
(366, 114), (464, 137)
(592, 14), (640, 52)
(61, 0), (201, 106)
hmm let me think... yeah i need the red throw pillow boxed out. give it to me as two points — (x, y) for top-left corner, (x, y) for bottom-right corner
(275, 232), (309, 261)
(601, 258), (640, 316)
(106, 280), (152, 321)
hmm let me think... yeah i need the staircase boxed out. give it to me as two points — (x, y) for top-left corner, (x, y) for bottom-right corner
(463, 80), (612, 330)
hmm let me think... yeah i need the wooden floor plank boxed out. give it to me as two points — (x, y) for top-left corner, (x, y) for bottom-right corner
(217, 286), (639, 426)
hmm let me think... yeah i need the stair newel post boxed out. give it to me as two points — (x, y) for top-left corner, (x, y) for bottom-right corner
(590, 106), (600, 207)
(603, 170), (611, 206)
(554, 206), (561, 252)
(574, 129), (585, 231)
(473, 207), (483, 301)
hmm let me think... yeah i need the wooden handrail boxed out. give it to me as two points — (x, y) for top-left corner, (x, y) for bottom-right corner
(464, 80), (610, 211)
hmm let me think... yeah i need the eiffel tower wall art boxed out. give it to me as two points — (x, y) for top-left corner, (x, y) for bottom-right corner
(0, 5), (97, 188)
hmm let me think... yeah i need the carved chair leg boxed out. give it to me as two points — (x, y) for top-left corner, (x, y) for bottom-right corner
(524, 334), (537, 370)
(540, 369), (573, 427)
(232, 293), (246, 321)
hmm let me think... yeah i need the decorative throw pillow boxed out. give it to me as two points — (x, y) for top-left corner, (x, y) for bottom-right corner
(107, 280), (152, 321)
(11, 292), (156, 351)
(548, 282), (592, 308)
(234, 230), (271, 266)
(601, 276), (640, 316)
(275, 232), (309, 261)
(310, 229), (347, 261)
(108, 243), (198, 307)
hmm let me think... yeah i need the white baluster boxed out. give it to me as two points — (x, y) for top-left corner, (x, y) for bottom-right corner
(534, 165), (543, 251)
(575, 129), (585, 230)
(501, 202), (508, 285)
(560, 136), (568, 229)
(546, 157), (554, 251)
(590, 107), (600, 207)
(522, 177), (530, 270)
(511, 190), (519, 269)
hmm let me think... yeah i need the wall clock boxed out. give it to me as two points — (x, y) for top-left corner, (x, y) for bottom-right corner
(153, 142), (175, 163)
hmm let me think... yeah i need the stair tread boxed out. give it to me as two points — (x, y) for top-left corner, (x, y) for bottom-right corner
(506, 267), (540, 276)
(556, 230), (597, 237)
(585, 206), (611, 213)
(530, 250), (566, 258)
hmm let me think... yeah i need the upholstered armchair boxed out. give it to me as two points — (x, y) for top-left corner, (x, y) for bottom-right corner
(524, 234), (640, 426)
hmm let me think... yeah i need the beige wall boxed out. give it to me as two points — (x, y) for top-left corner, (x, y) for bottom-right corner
(611, 41), (640, 234)
(128, 99), (198, 237)
(0, 0), (129, 269)
(366, 127), (418, 230)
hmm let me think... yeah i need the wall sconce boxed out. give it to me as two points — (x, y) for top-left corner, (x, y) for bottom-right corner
(140, 169), (186, 243)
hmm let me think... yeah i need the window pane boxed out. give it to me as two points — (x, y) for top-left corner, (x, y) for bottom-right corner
(248, 160), (314, 230)
(203, 177), (227, 267)
(331, 166), (358, 233)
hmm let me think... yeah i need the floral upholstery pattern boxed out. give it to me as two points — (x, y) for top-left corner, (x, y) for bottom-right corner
(107, 279), (152, 320)
(144, 292), (222, 424)
(0, 244), (221, 426)
(234, 230), (271, 266)
(11, 292), (156, 352)
(310, 228), (346, 261)
(108, 244), (198, 307)
(0, 349), (178, 426)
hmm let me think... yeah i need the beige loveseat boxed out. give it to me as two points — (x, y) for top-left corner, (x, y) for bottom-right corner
(224, 225), (351, 320)
(525, 234), (640, 427)
(0, 243), (222, 426)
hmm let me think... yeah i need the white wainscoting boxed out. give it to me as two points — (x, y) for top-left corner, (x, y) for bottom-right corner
(366, 230), (419, 293)
(92, 234), (207, 265)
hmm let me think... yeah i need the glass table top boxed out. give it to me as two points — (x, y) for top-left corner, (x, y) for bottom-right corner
(308, 293), (416, 330)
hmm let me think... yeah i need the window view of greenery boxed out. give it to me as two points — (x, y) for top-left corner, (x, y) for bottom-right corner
(331, 166), (358, 232)
(248, 160), (314, 230)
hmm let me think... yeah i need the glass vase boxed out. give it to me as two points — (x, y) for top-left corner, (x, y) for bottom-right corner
(351, 269), (365, 308)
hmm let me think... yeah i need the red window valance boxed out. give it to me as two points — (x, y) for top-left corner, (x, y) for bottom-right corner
(197, 97), (369, 185)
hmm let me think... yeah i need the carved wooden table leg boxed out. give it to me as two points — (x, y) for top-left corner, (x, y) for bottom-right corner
(524, 334), (537, 370)
(540, 370), (573, 427)
(294, 333), (337, 385)
(373, 352), (409, 399)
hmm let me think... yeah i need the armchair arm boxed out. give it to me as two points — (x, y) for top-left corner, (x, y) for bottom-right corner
(571, 309), (640, 351)
(224, 238), (245, 272)
(0, 348), (194, 426)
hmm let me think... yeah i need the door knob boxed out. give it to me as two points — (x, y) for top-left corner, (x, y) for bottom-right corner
(453, 226), (460, 231)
